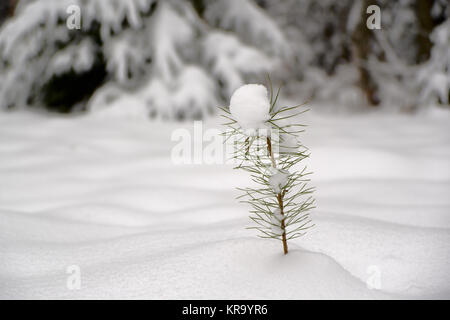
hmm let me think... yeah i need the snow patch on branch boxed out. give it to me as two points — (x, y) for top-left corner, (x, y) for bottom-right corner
(268, 168), (290, 194)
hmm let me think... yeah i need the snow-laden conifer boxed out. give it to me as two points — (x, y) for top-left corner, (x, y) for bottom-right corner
(221, 80), (315, 254)
(0, 0), (290, 117)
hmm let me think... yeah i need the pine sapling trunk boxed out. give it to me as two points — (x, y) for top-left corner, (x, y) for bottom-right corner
(267, 137), (288, 255)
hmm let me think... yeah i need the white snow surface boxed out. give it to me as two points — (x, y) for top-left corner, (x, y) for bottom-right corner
(0, 109), (450, 299)
(229, 84), (270, 131)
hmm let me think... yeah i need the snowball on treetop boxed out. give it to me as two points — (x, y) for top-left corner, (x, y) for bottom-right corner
(229, 84), (271, 132)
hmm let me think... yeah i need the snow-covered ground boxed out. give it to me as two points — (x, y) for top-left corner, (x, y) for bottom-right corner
(0, 108), (449, 299)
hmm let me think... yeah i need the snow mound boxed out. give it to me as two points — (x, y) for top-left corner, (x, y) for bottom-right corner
(88, 85), (149, 119)
(0, 231), (384, 299)
(0, 111), (449, 299)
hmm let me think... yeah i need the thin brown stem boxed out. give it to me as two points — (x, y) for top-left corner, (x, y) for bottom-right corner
(266, 137), (288, 255)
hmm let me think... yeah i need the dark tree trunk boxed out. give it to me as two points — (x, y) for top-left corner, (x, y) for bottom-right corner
(351, 0), (379, 106)
(0, 0), (17, 26)
(414, 0), (435, 63)
(189, 0), (206, 16)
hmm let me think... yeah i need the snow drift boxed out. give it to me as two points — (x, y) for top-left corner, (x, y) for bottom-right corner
(0, 109), (449, 299)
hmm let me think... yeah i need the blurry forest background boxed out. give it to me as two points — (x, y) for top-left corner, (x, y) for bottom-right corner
(0, 0), (449, 118)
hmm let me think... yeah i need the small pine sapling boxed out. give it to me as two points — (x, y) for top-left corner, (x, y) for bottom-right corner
(221, 80), (315, 255)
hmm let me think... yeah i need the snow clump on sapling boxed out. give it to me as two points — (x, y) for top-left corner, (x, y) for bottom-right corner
(268, 168), (290, 194)
(229, 84), (271, 135)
